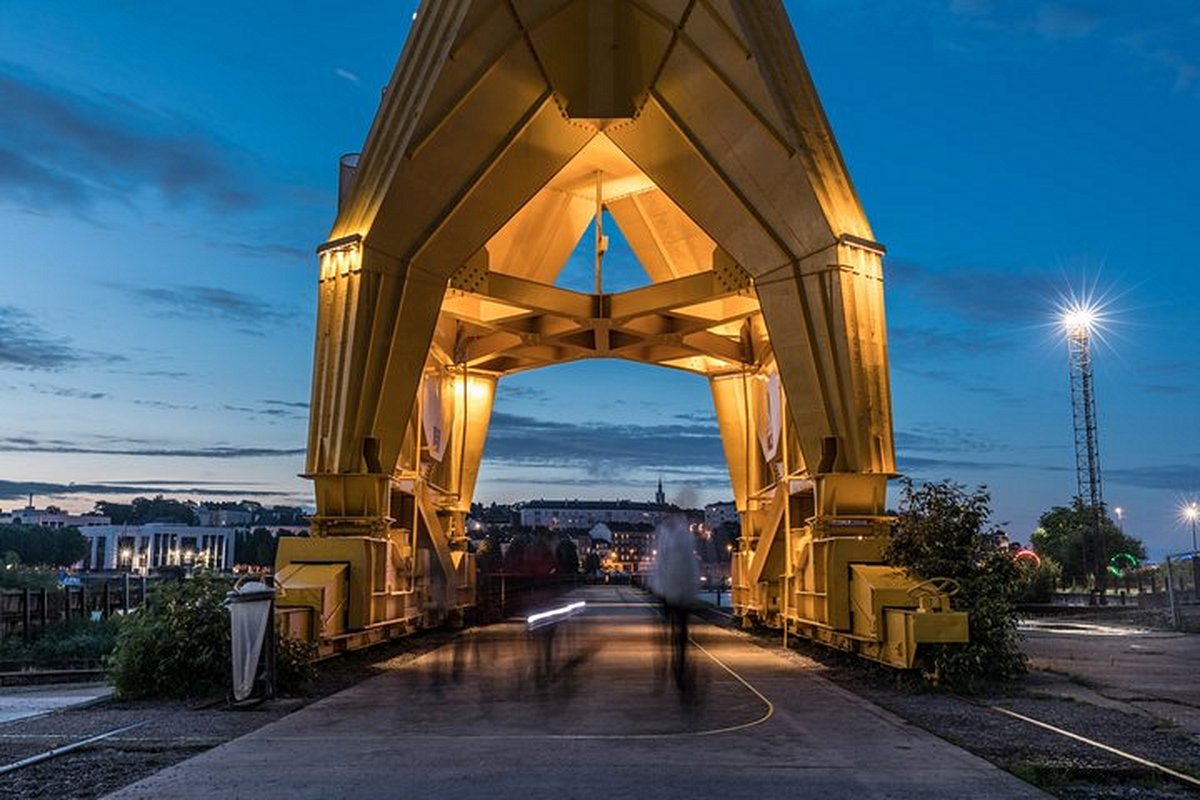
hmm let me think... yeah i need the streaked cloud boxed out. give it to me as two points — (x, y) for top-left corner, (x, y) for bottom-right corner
(1034, 4), (1104, 40)
(0, 478), (289, 501)
(0, 436), (303, 459)
(483, 411), (724, 473)
(28, 384), (108, 400)
(0, 306), (90, 370)
(112, 283), (296, 332)
(0, 62), (258, 215)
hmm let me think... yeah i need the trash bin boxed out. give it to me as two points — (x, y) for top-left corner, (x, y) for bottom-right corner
(225, 579), (276, 703)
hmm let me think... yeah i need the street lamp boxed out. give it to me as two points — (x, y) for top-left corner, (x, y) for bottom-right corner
(1184, 503), (1199, 553)
(1183, 502), (1199, 600)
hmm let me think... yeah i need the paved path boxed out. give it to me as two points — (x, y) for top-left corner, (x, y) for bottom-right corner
(1022, 619), (1200, 733)
(0, 683), (110, 724)
(108, 587), (1044, 799)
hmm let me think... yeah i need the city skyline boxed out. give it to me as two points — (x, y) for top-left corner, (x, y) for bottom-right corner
(1, 1), (1198, 556)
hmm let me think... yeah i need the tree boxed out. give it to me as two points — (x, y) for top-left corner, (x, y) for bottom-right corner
(94, 500), (134, 525)
(234, 527), (279, 567)
(885, 479), (1026, 688)
(713, 521), (739, 563)
(0, 525), (87, 566)
(1033, 500), (1146, 588)
(95, 496), (196, 525)
(475, 535), (503, 574)
(555, 536), (580, 575)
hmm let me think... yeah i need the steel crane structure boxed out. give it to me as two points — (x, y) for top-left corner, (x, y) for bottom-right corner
(276, 0), (967, 667)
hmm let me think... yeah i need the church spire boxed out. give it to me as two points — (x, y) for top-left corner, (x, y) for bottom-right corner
(655, 476), (665, 506)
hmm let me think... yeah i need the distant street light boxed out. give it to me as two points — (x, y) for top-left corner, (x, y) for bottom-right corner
(1184, 503), (1199, 552)
(1183, 502), (1199, 600)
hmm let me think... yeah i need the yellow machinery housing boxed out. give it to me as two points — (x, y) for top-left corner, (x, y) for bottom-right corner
(280, 0), (968, 668)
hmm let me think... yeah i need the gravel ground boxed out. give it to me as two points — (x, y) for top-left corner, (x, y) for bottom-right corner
(0, 630), (457, 799)
(755, 624), (1200, 800)
(3, 613), (1197, 799)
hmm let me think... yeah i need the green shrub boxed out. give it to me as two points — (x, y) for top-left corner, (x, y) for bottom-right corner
(107, 574), (318, 699)
(0, 566), (62, 590)
(0, 617), (123, 663)
(275, 629), (318, 695)
(1016, 556), (1062, 604)
(885, 479), (1026, 690)
(107, 573), (233, 699)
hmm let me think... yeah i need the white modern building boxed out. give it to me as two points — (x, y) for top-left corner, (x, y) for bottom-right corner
(80, 523), (234, 572)
(0, 504), (110, 528)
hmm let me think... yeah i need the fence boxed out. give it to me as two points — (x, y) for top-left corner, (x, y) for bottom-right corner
(0, 575), (151, 641)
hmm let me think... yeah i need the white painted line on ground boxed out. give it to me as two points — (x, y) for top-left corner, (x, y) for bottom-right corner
(990, 705), (1200, 789)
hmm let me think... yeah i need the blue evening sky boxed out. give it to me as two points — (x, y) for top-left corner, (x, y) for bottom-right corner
(0, 2), (1196, 556)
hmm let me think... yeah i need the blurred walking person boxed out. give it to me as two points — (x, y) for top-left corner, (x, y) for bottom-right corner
(651, 518), (699, 690)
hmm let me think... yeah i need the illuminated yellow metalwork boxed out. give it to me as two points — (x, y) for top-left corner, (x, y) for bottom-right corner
(280, 0), (967, 667)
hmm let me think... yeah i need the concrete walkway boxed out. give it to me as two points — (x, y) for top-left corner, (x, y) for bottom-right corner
(108, 587), (1045, 799)
(0, 683), (110, 725)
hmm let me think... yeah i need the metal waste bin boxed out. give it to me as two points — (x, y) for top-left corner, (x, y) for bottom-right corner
(225, 579), (276, 704)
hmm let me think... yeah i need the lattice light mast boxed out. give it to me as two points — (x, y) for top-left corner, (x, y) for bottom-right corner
(1063, 305), (1107, 595)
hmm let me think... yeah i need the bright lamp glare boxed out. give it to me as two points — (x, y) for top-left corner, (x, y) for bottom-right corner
(1061, 304), (1097, 337)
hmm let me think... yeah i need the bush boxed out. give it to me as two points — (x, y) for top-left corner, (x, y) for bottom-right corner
(107, 574), (318, 700)
(107, 573), (233, 699)
(275, 630), (318, 695)
(0, 618), (123, 663)
(0, 566), (61, 590)
(885, 479), (1026, 690)
(1016, 556), (1062, 604)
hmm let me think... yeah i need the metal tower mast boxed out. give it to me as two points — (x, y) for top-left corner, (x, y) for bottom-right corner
(1066, 319), (1106, 594)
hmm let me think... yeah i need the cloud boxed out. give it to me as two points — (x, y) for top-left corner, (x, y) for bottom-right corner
(1140, 383), (1193, 396)
(28, 384), (107, 400)
(497, 385), (548, 402)
(898, 454), (1025, 473)
(938, 3), (1196, 93)
(0, 479), (289, 501)
(211, 240), (309, 262)
(133, 399), (200, 411)
(1034, 4), (1103, 40)
(0, 306), (86, 369)
(483, 412), (724, 473)
(262, 400), (309, 409)
(224, 401), (306, 420)
(1119, 29), (1198, 92)
(334, 68), (361, 85)
(1103, 464), (1200, 492)
(0, 436), (303, 459)
(893, 363), (1023, 404)
(0, 63), (258, 215)
(895, 424), (1001, 454)
(889, 325), (1012, 360)
(114, 284), (295, 331)
(889, 260), (1049, 326)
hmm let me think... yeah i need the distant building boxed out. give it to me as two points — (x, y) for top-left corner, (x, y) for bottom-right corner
(195, 505), (254, 527)
(467, 502), (516, 536)
(609, 524), (656, 573)
(704, 501), (739, 532)
(80, 523), (234, 572)
(0, 504), (109, 529)
(519, 500), (683, 529)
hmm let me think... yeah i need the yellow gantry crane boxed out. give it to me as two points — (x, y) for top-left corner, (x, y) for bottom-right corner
(276, 0), (967, 668)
